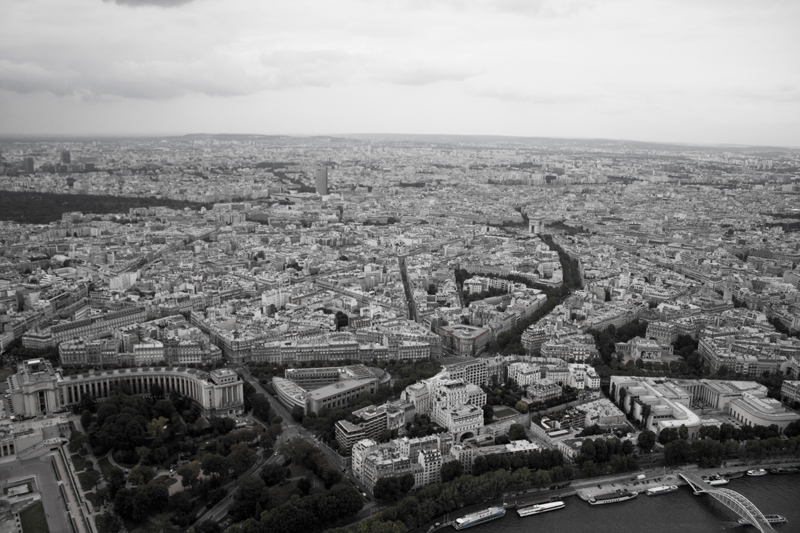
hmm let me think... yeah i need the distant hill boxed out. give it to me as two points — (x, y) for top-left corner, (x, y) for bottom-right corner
(1, 132), (797, 153)
(331, 133), (800, 153)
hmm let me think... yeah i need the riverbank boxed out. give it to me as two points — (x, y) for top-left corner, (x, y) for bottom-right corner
(412, 459), (800, 533)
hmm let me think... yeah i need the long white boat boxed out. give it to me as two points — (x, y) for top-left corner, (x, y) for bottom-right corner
(517, 501), (565, 517)
(453, 507), (506, 530)
(646, 485), (679, 496)
(747, 469), (768, 477)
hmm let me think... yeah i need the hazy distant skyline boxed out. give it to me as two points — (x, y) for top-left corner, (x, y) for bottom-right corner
(2, 0), (799, 147)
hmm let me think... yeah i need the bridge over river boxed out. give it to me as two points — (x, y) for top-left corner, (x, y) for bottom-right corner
(679, 472), (776, 533)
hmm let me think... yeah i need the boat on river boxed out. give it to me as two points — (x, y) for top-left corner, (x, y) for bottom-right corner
(588, 490), (638, 505)
(517, 501), (565, 517)
(646, 485), (678, 496)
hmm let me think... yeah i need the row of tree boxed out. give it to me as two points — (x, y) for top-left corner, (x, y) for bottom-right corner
(454, 237), (583, 355)
(659, 421), (800, 468)
(330, 464), (571, 533)
(575, 437), (639, 477)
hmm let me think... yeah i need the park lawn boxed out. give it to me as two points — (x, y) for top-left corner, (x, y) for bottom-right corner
(139, 515), (183, 533)
(286, 462), (317, 480)
(84, 491), (101, 508)
(269, 479), (310, 507)
(77, 471), (98, 492)
(492, 406), (519, 420)
(97, 457), (115, 479)
(70, 454), (88, 472)
(19, 501), (50, 533)
(152, 475), (178, 486)
(0, 367), (13, 382)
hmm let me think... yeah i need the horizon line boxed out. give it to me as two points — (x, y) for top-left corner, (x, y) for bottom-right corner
(0, 132), (798, 151)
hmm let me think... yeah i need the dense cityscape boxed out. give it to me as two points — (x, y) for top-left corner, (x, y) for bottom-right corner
(0, 134), (799, 533)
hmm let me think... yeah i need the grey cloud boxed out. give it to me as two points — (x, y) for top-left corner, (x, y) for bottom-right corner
(103, 0), (197, 7)
(729, 85), (800, 102)
(466, 82), (595, 103)
(259, 49), (364, 89)
(376, 65), (476, 86)
(0, 58), (259, 100)
(489, 0), (596, 16)
(382, 0), (594, 17)
(0, 60), (75, 96)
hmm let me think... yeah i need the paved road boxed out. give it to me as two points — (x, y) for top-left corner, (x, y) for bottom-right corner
(192, 445), (268, 526)
(235, 365), (376, 497)
(235, 365), (358, 474)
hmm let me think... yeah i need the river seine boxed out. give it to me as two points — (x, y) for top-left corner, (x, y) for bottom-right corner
(464, 474), (800, 533)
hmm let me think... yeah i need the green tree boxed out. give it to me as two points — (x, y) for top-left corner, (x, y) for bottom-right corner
(228, 443), (258, 477)
(127, 466), (154, 486)
(321, 466), (343, 489)
(153, 399), (176, 420)
(153, 446), (169, 465)
(96, 512), (122, 533)
(664, 439), (693, 466)
(259, 463), (288, 486)
(621, 440), (634, 455)
(658, 427), (680, 446)
(298, 477), (312, 495)
(135, 446), (151, 463)
(508, 423), (527, 441)
(96, 402), (120, 426)
(131, 487), (151, 522)
(114, 488), (134, 519)
(177, 461), (201, 489)
(147, 416), (169, 438)
(637, 430), (656, 452)
(80, 410), (93, 430)
(68, 431), (87, 454)
(202, 453), (229, 478)
(145, 483), (169, 513)
(106, 468), (127, 498)
(441, 460), (464, 482)
(580, 439), (596, 462)
(230, 476), (268, 521)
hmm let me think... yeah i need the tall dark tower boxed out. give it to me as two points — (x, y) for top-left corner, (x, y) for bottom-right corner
(315, 165), (328, 195)
(23, 157), (34, 174)
(60, 150), (71, 165)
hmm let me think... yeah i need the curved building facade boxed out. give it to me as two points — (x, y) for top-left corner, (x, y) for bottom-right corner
(6, 359), (243, 419)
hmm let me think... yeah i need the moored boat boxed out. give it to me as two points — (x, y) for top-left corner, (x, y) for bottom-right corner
(704, 474), (729, 486)
(453, 507), (506, 530)
(768, 467), (799, 474)
(516, 498), (553, 510)
(747, 469), (768, 477)
(646, 485), (678, 496)
(517, 501), (565, 517)
(738, 514), (787, 525)
(588, 490), (638, 505)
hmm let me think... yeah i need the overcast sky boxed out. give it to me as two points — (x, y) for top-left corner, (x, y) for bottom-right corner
(2, 0), (799, 146)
